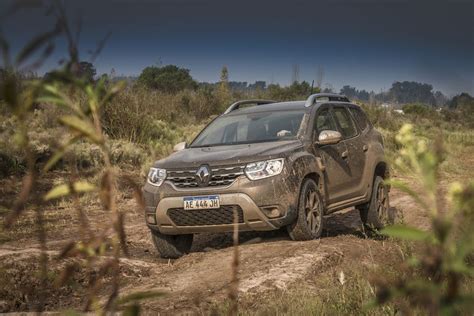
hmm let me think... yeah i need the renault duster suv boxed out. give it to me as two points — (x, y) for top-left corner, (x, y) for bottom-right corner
(143, 93), (393, 258)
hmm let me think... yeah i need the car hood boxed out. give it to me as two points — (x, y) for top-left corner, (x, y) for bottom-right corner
(154, 140), (304, 169)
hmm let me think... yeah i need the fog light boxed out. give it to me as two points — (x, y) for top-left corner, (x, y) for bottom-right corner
(146, 214), (157, 225)
(261, 207), (281, 218)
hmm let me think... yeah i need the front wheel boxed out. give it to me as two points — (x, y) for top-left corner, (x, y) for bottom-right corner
(151, 230), (193, 259)
(358, 176), (393, 230)
(287, 178), (324, 241)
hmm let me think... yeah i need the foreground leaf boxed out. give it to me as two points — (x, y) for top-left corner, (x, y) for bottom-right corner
(43, 136), (79, 172)
(115, 290), (166, 307)
(59, 115), (102, 144)
(123, 304), (140, 316)
(44, 181), (96, 201)
(385, 178), (432, 213)
(15, 29), (59, 66)
(381, 224), (431, 241)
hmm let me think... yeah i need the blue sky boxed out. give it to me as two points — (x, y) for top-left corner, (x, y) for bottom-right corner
(1, 0), (473, 95)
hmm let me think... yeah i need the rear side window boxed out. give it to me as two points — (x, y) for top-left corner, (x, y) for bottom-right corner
(349, 107), (369, 131)
(332, 107), (358, 138)
(315, 108), (337, 133)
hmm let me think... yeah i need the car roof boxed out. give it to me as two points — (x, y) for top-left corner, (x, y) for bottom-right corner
(223, 101), (306, 115)
(223, 100), (357, 116)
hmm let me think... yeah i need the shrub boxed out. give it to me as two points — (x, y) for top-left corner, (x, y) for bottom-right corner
(402, 103), (435, 116)
(359, 104), (403, 132)
(101, 86), (220, 143)
(137, 65), (197, 93)
(0, 151), (23, 177)
(266, 82), (316, 101)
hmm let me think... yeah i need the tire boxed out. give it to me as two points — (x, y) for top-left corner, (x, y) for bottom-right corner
(151, 230), (193, 259)
(358, 176), (393, 230)
(287, 178), (324, 241)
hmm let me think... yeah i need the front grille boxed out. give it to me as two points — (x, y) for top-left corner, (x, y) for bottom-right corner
(167, 205), (244, 226)
(166, 164), (245, 188)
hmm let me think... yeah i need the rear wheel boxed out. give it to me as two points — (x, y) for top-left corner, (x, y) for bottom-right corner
(287, 178), (324, 241)
(358, 176), (393, 230)
(151, 230), (193, 259)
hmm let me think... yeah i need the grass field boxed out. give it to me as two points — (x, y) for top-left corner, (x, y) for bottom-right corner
(0, 85), (473, 314)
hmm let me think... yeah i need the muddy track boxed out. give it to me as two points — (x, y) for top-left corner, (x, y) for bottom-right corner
(0, 188), (420, 313)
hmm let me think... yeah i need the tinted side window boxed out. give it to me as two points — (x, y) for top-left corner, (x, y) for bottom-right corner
(332, 107), (358, 138)
(315, 108), (337, 133)
(349, 107), (369, 131)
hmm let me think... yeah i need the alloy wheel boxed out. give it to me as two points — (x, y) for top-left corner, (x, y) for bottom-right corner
(304, 188), (322, 234)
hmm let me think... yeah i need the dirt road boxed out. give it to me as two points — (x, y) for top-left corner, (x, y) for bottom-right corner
(0, 186), (424, 314)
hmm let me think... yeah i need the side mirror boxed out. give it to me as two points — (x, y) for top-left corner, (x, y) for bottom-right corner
(316, 130), (342, 145)
(173, 142), (187, 152)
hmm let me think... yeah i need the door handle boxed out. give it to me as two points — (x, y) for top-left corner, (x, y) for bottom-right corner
(341, 150), (348, 159)
(362, 145), (368, 152)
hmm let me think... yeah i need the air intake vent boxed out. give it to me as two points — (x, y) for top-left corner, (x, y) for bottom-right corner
(167, 206), (244, 226)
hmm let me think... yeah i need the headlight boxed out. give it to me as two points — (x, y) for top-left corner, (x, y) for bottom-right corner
(244, 158), (284, 180)
(147, 167), (167, 186)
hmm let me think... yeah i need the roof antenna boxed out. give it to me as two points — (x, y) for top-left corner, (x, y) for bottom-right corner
(309, 80), (314, 96)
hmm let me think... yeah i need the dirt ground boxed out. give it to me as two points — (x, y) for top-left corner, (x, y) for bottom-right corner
(0, 176), (427, 314)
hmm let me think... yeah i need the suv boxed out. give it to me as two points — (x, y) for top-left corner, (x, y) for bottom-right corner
(143, 93), (393, 258)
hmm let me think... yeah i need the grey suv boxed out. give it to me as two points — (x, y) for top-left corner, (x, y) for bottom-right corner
(143, 93), (393, 258)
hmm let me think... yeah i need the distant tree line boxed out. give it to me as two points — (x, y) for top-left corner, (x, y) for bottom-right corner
(340, 85), (371, 102)
(339, 81), (449, 107)
(200, 80), (267, 91)
(2, 63), (472, 111)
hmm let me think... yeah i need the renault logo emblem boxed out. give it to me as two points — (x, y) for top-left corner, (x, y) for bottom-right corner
(195, 165), (211, 187)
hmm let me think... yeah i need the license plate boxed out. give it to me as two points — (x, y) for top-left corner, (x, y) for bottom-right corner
(183, 195), (220, 210)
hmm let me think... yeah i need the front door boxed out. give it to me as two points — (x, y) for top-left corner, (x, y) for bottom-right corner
(313, 106), (353, 205)
(332, 106), (365, 198)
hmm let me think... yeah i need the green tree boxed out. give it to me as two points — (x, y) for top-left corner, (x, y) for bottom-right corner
(46, 61), (97, 82)
(220, 66), (229, 83)
(138, 65), (197, 93)
(434, 90), (447, 106)
(449, 92), (474, 110)
(389, 81), (435, 105)
(448, 93), (474, 127)
(248, 81), (266, 91)
(75, 61), (96, 82)
(219, 65), (230, 94)
(217, 65), (231, 108)
(288, 80), (311, 98)
(340, 85), (358, 99)
(266, 81), (315, 101)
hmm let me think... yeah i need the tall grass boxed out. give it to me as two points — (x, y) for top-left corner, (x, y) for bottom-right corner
(375, 124), (474, 314)
(0, 3), (164, 313)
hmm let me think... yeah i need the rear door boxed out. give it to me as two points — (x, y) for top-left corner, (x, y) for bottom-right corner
(332, 106), (366, 198)
(347, 106), (371, 195)
(313, 105), (352, 204)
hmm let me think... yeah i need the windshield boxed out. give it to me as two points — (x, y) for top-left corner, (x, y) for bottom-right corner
(191, 110), (306, 147)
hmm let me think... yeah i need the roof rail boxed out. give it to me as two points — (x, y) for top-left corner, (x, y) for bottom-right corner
(304, 93), (350, 107)
(224, 99), (277, 114)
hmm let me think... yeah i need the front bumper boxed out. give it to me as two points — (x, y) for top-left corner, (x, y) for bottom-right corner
(151, 192), (278, 234)
(143, 172), (298, 234)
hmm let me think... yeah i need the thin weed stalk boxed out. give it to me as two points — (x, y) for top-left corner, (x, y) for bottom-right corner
(229, 206), (240, 316)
